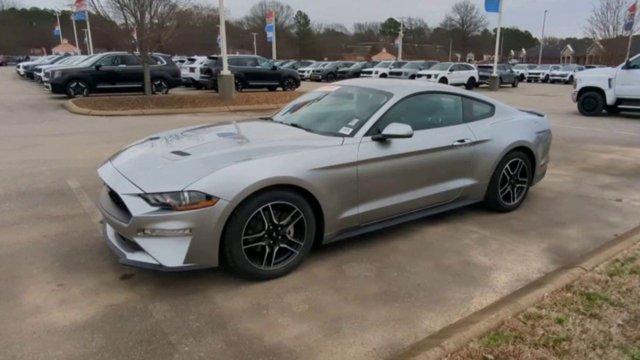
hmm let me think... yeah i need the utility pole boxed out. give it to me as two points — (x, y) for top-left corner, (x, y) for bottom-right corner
(251, 33), (258, 55)
(398, 19), (404, 61)
(217, 0), (235, 100)
(272, 12), (277, 60)
(449, 39), (453, 61)
(538, 10), (548, 65)
(85, 10), (94, 54)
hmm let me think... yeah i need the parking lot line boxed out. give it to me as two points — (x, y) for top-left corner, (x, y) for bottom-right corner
(66, 178), (103, 234)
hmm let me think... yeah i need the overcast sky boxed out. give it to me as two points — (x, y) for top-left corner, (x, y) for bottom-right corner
(23, 0), (595, 38)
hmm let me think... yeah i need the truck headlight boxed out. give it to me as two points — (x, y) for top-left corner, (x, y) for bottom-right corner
(140, 191), (218, 211)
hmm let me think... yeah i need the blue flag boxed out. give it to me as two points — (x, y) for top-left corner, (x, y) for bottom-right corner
(485, 0), (501, 13)
(73, 11), (86, 21)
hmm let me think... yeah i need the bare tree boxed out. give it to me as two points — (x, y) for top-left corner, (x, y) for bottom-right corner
(585, 0), (627, 39)
(90, 0), (183, 95)
(0, 0), (18, 10)
(440, 0), (488, 51)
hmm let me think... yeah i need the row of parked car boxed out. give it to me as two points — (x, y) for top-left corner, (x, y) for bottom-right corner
(512, 63), (606, 84)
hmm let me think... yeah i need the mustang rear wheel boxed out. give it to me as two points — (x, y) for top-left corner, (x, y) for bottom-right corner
(223, 190), (316, 280)
(484, 151), (532, 212)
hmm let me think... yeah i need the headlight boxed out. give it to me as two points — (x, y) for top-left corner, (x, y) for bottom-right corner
(140, 191), (218, 211)
(53, 71), (62, 79)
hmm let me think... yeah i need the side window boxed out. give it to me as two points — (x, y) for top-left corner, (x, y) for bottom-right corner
(228, 57), (244, 67)
(120, 54), (140, 66)
(463, 97), (495, 122)
(375, 93), (464, 132)
(465, 64), (475, 71)
(96, 55), (117, 66)
(257, 57), (272, 68)
(628, 57), (640, 69)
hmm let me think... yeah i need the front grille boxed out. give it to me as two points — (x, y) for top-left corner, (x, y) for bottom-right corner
(108, 187), (131, 219)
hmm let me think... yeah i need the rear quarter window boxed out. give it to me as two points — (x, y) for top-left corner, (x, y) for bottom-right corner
(463, 97), (495, 122)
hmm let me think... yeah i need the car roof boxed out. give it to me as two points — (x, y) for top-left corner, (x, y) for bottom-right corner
(338, 78), (475, 97)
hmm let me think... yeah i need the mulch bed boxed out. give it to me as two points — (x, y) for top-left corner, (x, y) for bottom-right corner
(71, 91), (302, 111)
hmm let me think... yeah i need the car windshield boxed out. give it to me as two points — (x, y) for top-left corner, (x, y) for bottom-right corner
(271, 85), (392, 137)
(430, 62), (452, 71)
(375, 61), (392, 68)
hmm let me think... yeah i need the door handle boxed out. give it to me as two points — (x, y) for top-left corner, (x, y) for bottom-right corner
(452, 139), (473, 146)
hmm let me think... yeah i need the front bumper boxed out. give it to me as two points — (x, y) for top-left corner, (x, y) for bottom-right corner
(97, 161), (230, 271)
(549, 75), (571, 82)
(309, 73), (324, 80)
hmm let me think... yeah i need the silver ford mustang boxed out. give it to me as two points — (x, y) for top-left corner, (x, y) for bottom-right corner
(98, 79), (552, 279)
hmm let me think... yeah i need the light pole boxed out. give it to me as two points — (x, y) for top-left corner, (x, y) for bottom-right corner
(489, 0), (504, 90)
(397, 18), (404, 61)
(55, 12), (63, 44)
(217, 0), (235, 100)
(251, 32), (258, 55)
(538, 10), (548, 65)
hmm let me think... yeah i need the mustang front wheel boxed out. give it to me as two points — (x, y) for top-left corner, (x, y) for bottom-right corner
(223, 190), (316, 280)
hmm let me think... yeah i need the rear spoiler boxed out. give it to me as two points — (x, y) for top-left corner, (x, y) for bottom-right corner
(519, 108), (545, 117)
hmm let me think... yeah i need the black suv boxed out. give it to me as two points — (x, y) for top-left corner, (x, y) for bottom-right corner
(46, 52), (181, 98)
(309, 61), (355, 82)
(200, 55), (300, 92)
(337, 61), (379, 79)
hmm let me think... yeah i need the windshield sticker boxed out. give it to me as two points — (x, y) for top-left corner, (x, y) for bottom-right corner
(339, 127), (353, 135)
(317, 85), (341, 92)
(348, 118), (359, 127)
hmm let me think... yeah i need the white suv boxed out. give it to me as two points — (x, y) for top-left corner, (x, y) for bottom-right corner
(512, 64), (537, 81)
(549, 64), (585, 84)
(181, 56), (208, 89)
(360, 61), (408, 78)
(416, 62), (479, 89)
(526, 64), (561, 83)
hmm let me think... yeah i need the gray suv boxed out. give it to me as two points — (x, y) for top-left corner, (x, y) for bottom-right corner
(389, 60), (438, 79)
(310, 61), (355, 82)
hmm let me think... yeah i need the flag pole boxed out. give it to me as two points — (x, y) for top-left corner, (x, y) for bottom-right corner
(272, 10), (277, 60)
(55, 12), (63, 43)
(71, 13), (80, 54)
(85, 10), (94, 55)
(626, 0), (638, 61)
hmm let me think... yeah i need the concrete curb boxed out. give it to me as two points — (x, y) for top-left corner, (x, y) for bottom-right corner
(395, 224), (640, 360)
(63, 99), (283, 116)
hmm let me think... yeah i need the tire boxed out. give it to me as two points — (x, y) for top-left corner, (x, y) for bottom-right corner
(223, 190), (316, 280)
(439, 77), (448, 84)
(519, 74), (525, 81)
(465, 77), (476, 90)
(151, 78), (169, 94)
(281, 77), (297, 91)
(543, 75), (549, 83)
(484, 151), (532, 212)
(512, 78), (519, 88)
(578, 91), (605, 116)
(65, 79), (89, 98)
(409, 74), (416, 80)
(325, 73), (336, 82)
(379, 73), (388, 78)
(566, 76), (574, 85)
(234, 78), (243, 92)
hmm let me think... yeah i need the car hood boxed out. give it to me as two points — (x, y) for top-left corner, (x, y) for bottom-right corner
(576, 66), (616, 78)
(108, 120), (344, 193)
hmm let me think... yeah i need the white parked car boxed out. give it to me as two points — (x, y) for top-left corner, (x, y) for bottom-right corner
(298, 62), (327, 80)
(572, 54), (639, 116)
(526, 64), (561, 83)
(360, 61), (408, 78)
(181, 56), (208, 89)
(512, 64), (537, 81)
(549, 64), (585, 84)
(416, 62), (479, 90)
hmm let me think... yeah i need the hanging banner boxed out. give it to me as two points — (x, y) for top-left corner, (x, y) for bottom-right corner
(53, 20), (61, 37)
(625, 2), (637, 32)
(265, 9), (275, 43)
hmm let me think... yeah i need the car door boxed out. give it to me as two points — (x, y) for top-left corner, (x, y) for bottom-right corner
(228, 57), (256, 86)
(450, 64), (465, 84)
(92, 54), (120, 89)
(117, 54), (143, 88)
(615, 56), (640, 98)
(356, 92), (478, 224)
(252, 56), (280, 85)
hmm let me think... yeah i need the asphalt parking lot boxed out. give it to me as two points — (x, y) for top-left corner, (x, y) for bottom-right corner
(1, 68), (639, 360)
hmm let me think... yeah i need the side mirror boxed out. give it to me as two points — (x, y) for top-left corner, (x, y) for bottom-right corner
(94, 64), (102, 71)
(271, 65), (278, 71)
(372, 123), (414, 141)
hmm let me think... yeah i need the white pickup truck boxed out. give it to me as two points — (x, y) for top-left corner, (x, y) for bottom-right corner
(572, 54), (640, 116)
